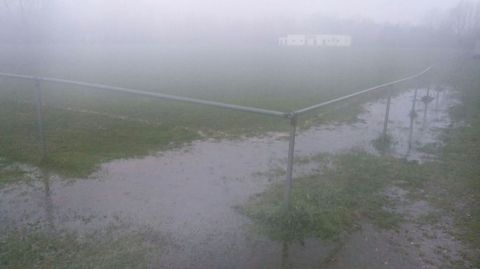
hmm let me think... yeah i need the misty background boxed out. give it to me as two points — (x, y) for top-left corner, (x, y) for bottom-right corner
(1, 2), (480, 268)
(0, 0), (479, 49)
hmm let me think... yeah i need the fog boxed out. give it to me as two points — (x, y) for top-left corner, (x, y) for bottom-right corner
(1, 0), (477, 47)
(67, 0), (459, 23)
(2, 1), (480, 269)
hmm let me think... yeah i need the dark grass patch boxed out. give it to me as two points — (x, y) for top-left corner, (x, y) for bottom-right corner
(0, 160), (30, 187)
(372, 133), (394, 154)
(0, 228), (166, 269)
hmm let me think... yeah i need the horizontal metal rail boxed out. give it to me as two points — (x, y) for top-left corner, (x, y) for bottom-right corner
(294, 66), (432, 115)
(0, 72), (288, 118)
(0, 66), (431, 118)
(0, 65), (433, 211)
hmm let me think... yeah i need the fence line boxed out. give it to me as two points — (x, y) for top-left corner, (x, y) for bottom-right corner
(0, 66), (433, 209)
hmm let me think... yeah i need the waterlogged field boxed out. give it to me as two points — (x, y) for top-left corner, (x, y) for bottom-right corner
(0, 45), (450, 176)
(0, 46), (479, 268)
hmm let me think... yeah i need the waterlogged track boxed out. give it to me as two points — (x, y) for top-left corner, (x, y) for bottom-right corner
(0, 88), (459, 268)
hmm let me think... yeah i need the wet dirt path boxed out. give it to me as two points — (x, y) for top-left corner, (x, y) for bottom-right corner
(0, 87), (463, 268)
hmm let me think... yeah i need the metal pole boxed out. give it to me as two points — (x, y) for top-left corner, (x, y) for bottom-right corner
(406, 106), (415, 158)
(422, 87), (430, 129)
(35, 80), (47, 160)
(382, 90), (392, 138)
(412, 88), (418, 113)
(284, 114), (297, 210)
(406, 87), (419, 157)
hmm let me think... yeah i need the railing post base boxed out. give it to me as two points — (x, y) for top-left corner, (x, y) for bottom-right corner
(284, 114), (297, 211)
(35, 79), (47, 160)
(382, 92), (392, 139)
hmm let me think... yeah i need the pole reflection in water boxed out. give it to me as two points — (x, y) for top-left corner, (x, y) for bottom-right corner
(435, 86), (441, 111)
(41, 170), (55, 233)
(281, 241), (290, 269)
(382, 92), (392, 139)
(422, 89), (431, 129)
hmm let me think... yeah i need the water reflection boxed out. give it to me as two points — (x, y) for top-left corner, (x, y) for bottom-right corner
(41, 170), (56, 233)
(435, 86), (442, 111)
(422, 87), (435, 129)
(281, 241), (289, 269)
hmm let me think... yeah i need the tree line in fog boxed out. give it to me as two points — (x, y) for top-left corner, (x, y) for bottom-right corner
(1, 0), (479, 49)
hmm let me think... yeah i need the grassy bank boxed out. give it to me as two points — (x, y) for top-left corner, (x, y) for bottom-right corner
(425, 56), (480, 265)
(0, 46), (452, 177)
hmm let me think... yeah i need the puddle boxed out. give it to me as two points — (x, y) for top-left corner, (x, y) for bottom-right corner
(0, 87), (460, 268)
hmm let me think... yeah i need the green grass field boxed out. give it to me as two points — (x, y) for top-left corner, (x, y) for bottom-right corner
(0, 45), (455, 176)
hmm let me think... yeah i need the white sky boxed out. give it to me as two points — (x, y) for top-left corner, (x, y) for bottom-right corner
(81, 0), (460, 24)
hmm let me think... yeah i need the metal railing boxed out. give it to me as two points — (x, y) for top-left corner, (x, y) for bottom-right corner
(0, 66), (432, 209)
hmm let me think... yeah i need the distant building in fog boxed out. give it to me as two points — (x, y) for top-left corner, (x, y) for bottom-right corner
(278, 34), (352, 47)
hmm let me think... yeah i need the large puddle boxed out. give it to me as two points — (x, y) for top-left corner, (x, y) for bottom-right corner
(0, 87), (458, 268)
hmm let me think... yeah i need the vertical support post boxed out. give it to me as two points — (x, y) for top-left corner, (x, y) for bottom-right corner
(382, 90), (392, 138)
(284, 114), (297, 210)
(411, 88), (418, 113)
(422, 100), (429, 129)
(406, 87), (419, 157)
(35, 79), (47, 160)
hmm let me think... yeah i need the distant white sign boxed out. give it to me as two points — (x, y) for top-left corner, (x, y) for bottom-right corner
(278, 34), (352, 47)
